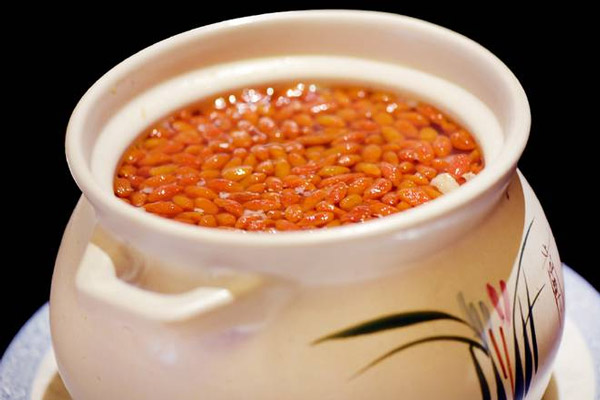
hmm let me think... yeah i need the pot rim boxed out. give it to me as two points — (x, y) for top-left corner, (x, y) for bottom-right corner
(65, 9), (530, 247)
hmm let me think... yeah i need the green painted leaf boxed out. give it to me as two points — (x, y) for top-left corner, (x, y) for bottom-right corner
(525, 282), (543, 373)
(470, 345), (491, 400)
(313, 311), (471, 345)
(352, 335), (489, 378)
(519, 300), (533, 393)
(490, 352), (508, 400)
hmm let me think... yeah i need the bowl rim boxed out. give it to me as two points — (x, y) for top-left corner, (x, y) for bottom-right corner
(65, 9), (530, 247)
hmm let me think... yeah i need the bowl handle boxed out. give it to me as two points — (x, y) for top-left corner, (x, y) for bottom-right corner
(75, 242), (234, 323)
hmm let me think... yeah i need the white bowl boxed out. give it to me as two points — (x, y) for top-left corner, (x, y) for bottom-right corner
(53, 10), (563, 400)
(65, 10), (529, 283)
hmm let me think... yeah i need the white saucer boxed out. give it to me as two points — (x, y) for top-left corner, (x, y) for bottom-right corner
(1, 265), (598, 400)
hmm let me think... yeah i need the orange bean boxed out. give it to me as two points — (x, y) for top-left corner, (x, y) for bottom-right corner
(381, 126), (403, 143)
(281, 189), (302, 207)
(184, 186), (217, 200)
(299, 211), (334, 227)
(174, 217), (196, 225)
(148, 183), (182, 202)
(214, 198), (244, 217)
(199, 170), (221, 180)
(419, 127), (438, 142)
(265, 177), (284, 192)
(198, 215), (218, 228)
(398, 161), (415, 174)
(446, 154), (471, 177)
(431, 158), (449, 172)
(413, 172), (431, 185)
(222, 166), (253, 181)
(316, 114), (346, 128)
(339, 193), (363, 210)
(397, 201), (412, 211)
(364, 178), (393, 200)
(227, 191), (262, 203)
(130, 191), (147, 207)
(325, 182), (348, 204)
(416, 165), (438, 180)
(288, 152), (307, 167)
(380, 162), (403, 187)
(450, 129), (477, 150)
(194, 198), (219, 215)
(128, 175), (144, 189)
(362, 144), (383, 163)
(206, 179), (243, 193)
(256, 160), (275, 175)
(172, 195), (194, 210)
(143, 137), (167, 150)
(354, 162), (382, 177)
(246, 183), (267, 193)
(244, 199), (281, 212)
(231, 130), (253, 148)
(341, 204), (371, 222)
(178, 211), (204, 222)
(275, 159), (291, 178)
(318, 165), (351, 177)
(269, 145), (286, 159)
(369, 202), (398, 217)
(381, 192), (401, 206)
(394, 119), (419, 138)
(158, 141), (185, 154)
(422, 185), (443, 199)
(202, 153), (230, 170)
(373, 112), (394, 126)
(284, 204), (304, 222)
(337, 154), (361, 167)
(398, 187), (431, 206)
(223, 157), (242, 170)
(123, 148), (145, 164)
(115, 82), (483, 231)
(137, 152), (172, 167)
(275, 220), (300, 231)
(469, 149), (481, 162)
(266, 210), (284, 220)
(302, 190), (327, 211)
(242, 153), (258, 168)
(397, 112), (430, 127)
(348, 177), (374, 195)
(293, 113), (313, 127)
(382, 150), (400, 164)
(173, 153), (202, 169)
(432, 135), (452, 157)
(282, 175), (305, 188)
(240, 172), (267, 187)
(144, 201), (183, 216)
(118, 164), (137, 178)
(318, 173), (365, 188)
(114, 178), (133, 198)
(281, 120), (300, 138)
(216, 213), (237, 227)
(399, 179), (418, 189)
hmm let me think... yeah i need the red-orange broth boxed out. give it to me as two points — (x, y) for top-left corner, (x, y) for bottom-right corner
(114, 82), (483, 231)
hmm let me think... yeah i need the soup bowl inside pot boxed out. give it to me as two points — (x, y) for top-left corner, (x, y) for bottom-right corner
(55, 10), (564, 400)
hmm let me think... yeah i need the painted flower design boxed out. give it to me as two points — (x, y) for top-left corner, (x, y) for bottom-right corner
(313, 220), (555, 400)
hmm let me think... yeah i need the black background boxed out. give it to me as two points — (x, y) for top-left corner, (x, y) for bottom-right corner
(2, 4), (596, 354)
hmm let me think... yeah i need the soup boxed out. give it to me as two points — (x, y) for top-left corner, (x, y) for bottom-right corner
(113, 82), (483, 231)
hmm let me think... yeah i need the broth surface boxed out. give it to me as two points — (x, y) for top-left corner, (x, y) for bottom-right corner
(114, 82), (483, 231)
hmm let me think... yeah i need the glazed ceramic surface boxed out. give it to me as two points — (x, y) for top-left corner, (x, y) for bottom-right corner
(53, 10), (563, 400)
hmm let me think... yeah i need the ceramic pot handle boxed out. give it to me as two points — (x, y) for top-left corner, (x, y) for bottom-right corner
(75, 242), (234, 322)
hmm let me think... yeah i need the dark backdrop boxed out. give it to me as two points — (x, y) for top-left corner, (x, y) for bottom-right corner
(2, 4), (596, 354)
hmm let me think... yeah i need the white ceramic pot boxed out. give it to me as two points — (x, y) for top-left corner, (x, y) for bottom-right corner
(52, 10), (564, 399)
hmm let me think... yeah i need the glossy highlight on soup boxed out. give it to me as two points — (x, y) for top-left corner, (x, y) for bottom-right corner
(113, 82), (483, 231)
